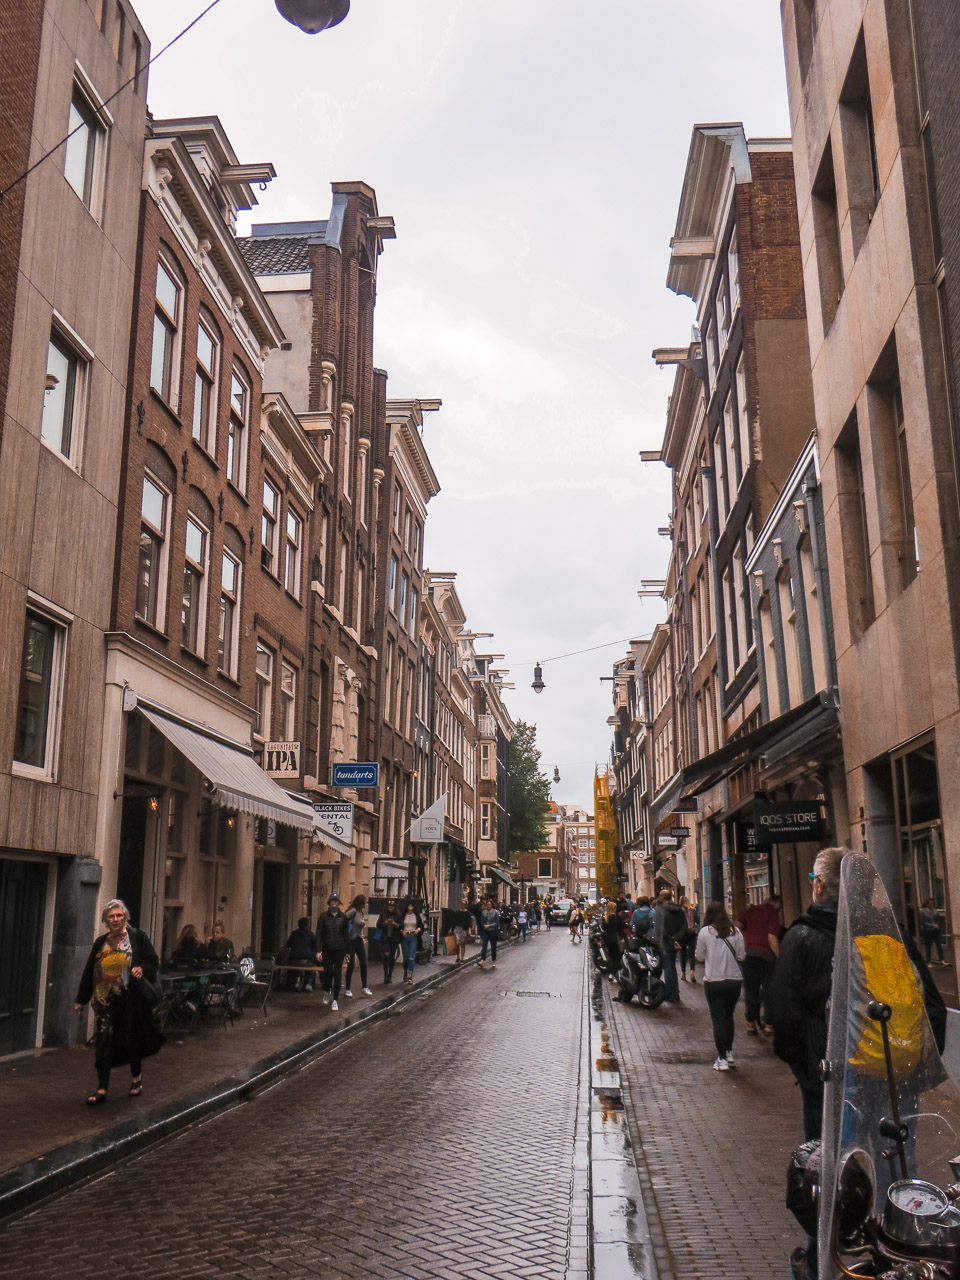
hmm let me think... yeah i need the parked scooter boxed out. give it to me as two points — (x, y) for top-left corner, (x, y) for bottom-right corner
(617, 936), (666, 1009)
(588, 921), (617, 976)
(787, 853), (960, 1279)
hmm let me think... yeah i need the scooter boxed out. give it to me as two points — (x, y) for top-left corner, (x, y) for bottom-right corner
(588, 922), (617, 976)
(617, 935), (666, 1009)
(787, 853), (960, 1279)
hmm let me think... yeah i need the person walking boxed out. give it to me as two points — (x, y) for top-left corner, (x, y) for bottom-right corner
(400, 899), (425, 985)
(919, 897), (949, 965)
(478, 899), (500, 969)
(517, 906), (528, 942)
(654, 889), (687, 1004)
(695, 901), (746, 1072)
(740, 893), (782, 1032)
(544, 900), (553, 930)
(74, 899), (164, 1105)
(283, 916), (321, 991)
(344, 894), (373, 997)
(318, 893), (350, 1010)
(452, 902), (471, 965)
(679, 896), (699, 984)
(376, 899), (402, 983)
(569, 904), (583, 944)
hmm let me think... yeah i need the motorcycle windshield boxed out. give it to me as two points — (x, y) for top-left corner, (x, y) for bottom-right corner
(818, 854), (960, 1277)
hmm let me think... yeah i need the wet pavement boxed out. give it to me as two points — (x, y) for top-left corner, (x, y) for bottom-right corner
(0, 930), (590, 1279)
(603, 969), (803, 1279)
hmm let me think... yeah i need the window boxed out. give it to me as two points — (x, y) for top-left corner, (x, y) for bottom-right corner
(284, 508), (303, 598)
(705, 319), (717, 390)
(261, 479), (280, 575)
(393, 483), (402, 532)
(735, 358), (750, 481)
(537, 858), (552, 878)
(341, 410), (352, 496)
(357, 447), (368, 525)
(63, 83), (105, 212)
(112, 1), (125, 60)
(717, 281), (730, 352)
(218, 550), (240, 676)
(835, 410), (876, 633)
(41, 328), (87, 464)
(181, 515), (208, 654)
(399, 572), (408, 626)
(728, 228), (740, 312)
(413, 521), (422, 566)
(192, 314), (218, 451)
(227, 365), (250, 492)
(13, 609), (66, 777)
(388, 555), (398, 612)
(254, 642), (274, 739)
(403, 506), (412, 553)
(280, 662), (297, 739)
(355, 561), (364, 632)
(480, 742), (491, 779)
(778, 568), (802, 706)
(839, 31), (881, 256)
(409, 584), (419, 637)
(724, 394), (740, 493)
(713, 430), (728, 524)
(151, 255), (182, 406)
(812, 141), (843, 331)
(481, 803), (491, 841)
(136, 473), (169, 628)
(891, 378), (919, 586)
(385, 640), (395, 724)
(338, 539), (348, 617)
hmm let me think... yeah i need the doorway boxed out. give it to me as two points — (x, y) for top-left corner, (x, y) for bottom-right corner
(0, 859), (47, 1056)
(117, 793), (147, 927)
(258, 861), (289, 955)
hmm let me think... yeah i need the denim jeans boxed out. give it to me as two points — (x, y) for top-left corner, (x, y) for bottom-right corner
(743, 955), (776, 1024)
(661, 943), (680, 1000)
(518, 923), (527, 941)
(480, 928), (498, 962)
(400, 933), (418, 975)
(703, 978), (742, 1058)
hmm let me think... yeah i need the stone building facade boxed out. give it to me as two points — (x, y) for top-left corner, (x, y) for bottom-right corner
(0, 0), (149, 1054)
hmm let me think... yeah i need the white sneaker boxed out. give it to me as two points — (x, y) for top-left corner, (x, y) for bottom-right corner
(331, 999), (339, 1011)
(725, 1052), (735, 1068)
(344, 990), (354, 998)
(322, 993), (331, 1005)
(304, 984), (313, 992)
(713, 1056), (730, 1071)
(362, 987), (373, 995)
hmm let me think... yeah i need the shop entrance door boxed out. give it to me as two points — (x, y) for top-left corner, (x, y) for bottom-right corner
(0, 860), (47, 1056)
(117, 793), (147, 927)
(259, 861), (289, 955)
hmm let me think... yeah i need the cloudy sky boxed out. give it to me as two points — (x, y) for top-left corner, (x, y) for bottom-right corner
(135, 0), (790, 807)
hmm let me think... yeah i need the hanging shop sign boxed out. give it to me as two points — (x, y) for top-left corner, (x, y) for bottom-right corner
(264, 740), (301, 778)
(668, 826), (691, 838)
(313, 802), (354, 845)
(656, 834), (679, 848)
(331, 762), (379, 788)
(735, 820), (770, 854)
(753, 800), (823, 843)
(674, 797), (699, 814)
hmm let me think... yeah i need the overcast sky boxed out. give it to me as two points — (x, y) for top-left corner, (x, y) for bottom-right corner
(134, 0), (791, 809)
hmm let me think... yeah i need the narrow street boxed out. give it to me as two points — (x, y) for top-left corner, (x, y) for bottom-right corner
(0, 934), (589, 1280)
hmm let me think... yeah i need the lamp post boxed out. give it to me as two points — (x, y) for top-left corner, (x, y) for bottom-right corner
(275, 0), (350, 34)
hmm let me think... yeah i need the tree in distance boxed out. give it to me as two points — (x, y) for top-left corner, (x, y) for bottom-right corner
(509, 720), (551, 854)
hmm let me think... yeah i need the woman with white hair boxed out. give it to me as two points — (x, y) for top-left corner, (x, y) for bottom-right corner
(74, 899), (164, 1105)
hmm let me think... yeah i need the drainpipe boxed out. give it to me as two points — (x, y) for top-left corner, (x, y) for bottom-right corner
(702, 464), (728, 715)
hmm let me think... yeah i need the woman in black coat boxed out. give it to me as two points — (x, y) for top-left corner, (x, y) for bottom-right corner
(74, 899), (165, 1105)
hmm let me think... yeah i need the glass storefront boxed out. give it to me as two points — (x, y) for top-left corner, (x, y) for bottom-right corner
(893, 737), (947, 945)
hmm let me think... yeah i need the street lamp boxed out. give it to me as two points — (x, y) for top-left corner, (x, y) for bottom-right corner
(553, 766), (561, 784)
(275, 0), (350, 34)
(531, 662), (545, 693)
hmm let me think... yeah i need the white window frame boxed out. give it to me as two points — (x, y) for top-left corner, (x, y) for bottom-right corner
(393, 483), (402, 533)
(12, 597), (70, 782)
(717, 281), (730, 353)
(181, 514), (209, 657)
(254, 642), (274, 740)
(151, 251), (184, 410)
(724, 394), (740, 493)
(284, 506), (303, 599)
(481, 803), (491, 841)
(280, 661), (297, 740)
(227, 363), (250, 494)
(136, 471), (170, 630)
(261, 478), (280, 576)
(192, 311), (219, 454)
(218, 549), (241, 678)
(736, 357), (751, 486)
(40, 315), (91, 469)
(63, 67), (111, 218)
(728, 227), (741, 313)
(388, 555), (398, 613)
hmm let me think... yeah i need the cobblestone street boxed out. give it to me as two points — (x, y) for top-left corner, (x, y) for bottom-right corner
(0, 933), (588, 1280)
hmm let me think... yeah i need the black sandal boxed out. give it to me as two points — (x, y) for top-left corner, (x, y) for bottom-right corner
(129, 1078), (143, 1097)
(86, 1090), (107, 1106)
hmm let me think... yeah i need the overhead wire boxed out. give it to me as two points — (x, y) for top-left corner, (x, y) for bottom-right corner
(0, 0), (224, 206)
(510, 635), (652, 669)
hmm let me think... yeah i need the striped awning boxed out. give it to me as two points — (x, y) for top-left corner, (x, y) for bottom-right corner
(139, 706), (313, 832)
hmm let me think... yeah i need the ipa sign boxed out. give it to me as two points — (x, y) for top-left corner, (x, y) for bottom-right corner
(264, 741), (301, 778)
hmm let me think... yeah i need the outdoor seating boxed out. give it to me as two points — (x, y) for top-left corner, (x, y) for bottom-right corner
(238, 955), (276, 1018)
(199, 969), (240, 1028)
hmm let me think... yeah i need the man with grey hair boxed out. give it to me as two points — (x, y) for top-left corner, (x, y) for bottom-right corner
(768, 846), (848, 1143)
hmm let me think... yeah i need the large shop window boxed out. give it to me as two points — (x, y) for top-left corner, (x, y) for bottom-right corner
(893, 738), (947, 945)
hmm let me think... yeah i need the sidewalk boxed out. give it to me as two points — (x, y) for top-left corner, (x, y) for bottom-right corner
(0, 938), (506, 1219)
(603, 971), (804, 1279)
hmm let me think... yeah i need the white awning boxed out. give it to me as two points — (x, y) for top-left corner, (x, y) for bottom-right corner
(139, 706), (313, 832)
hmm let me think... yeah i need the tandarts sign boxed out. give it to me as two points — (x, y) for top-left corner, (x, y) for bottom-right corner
(331, 762), (379, 788)
(753, 800), (823, 843)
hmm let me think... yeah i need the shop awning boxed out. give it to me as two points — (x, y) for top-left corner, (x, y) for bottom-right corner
(489, 864), (519, 890)
(139, 706), (313, 832)
(656, 864), (680, 887)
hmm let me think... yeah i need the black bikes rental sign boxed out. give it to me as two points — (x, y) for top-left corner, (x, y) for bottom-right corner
(753, 800), (823, 843)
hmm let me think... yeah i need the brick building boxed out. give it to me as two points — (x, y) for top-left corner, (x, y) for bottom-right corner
(98, 116), (314, 962)
(609, 638), (654, 899)
(0, 0), (149, 1054)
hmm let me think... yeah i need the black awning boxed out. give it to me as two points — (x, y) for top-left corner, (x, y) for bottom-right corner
(759, 697), (841, 770)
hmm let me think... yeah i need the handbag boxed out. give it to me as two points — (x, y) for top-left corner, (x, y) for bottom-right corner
(135, 972), (163, 1008)
(373, 928), (383, 941)
(720, 932), (744, 973)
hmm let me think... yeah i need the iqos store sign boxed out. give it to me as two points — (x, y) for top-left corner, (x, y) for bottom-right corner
(753, 800), (823, 844)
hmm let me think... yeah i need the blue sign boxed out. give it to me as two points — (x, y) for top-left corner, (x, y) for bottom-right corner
(331, 762), (380, 788)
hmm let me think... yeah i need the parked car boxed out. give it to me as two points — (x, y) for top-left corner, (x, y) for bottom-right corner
(549, 899), (575, 925)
